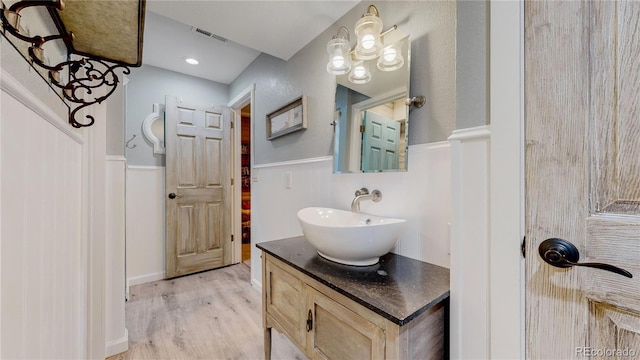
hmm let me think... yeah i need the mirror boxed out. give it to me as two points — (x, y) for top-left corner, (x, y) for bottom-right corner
(333, 30), (410, 173)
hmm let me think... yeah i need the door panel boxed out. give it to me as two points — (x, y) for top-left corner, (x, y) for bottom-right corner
(177, 205), (196, 255)
(589, 300), (640, 357)
(264, 260), (308, 350)
(361, 111), (400, 172)
(166, 96), (232, 278)
(592, 1), (640, 214)
(308, 288), (385, 360)
(526, 1), (640, 358)
(204, 137), (222, 186)
(206, 111), (222, 129)
(176, 135), (197, 187)
(205, 202), (222, 251)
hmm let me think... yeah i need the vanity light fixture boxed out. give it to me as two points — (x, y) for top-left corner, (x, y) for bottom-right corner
(185, 58), (199, 65)
(326, 4), (401, 84)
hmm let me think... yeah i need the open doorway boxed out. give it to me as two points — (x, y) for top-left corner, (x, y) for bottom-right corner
(240, 104), (251, 267)
(229, 84), (254, 270)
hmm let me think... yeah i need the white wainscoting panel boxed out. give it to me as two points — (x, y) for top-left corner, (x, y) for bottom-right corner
(125, 166), (165, 287)
(1, 90), (86, 358)
(251, 143), (451, 288)
(448, 126), (491, 360)
(105, 157), (128, 356)
(250, 157), (334, 287)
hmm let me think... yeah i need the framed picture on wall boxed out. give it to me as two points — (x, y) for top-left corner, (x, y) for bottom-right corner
(266, 96), (307, 140)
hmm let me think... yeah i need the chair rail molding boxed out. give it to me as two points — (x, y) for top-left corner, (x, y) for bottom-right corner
(0, 69), (83, 144)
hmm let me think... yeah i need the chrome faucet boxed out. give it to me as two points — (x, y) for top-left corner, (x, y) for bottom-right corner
(351, 188), (382, 212)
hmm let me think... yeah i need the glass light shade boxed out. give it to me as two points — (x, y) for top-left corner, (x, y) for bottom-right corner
(326, 37), (352, 75)
(348, 62), (371, 84)
(377, 44), (404, 71)
(354, 13), (382, 60)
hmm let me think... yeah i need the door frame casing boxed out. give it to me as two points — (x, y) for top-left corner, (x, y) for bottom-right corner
(488, 0), (525, 358)
(228, 84), (255, 265)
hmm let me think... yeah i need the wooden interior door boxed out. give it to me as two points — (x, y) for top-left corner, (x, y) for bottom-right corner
(361, 111), (400, 172)
(525, 1), (640, 358)
(165, 95), (232, 278)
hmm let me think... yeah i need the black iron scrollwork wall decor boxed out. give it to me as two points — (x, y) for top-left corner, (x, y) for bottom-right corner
(1, 0), (131, 128)
(51, 57), (131, 128)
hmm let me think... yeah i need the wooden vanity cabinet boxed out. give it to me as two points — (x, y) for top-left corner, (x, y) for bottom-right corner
(262, 254), (446, 360)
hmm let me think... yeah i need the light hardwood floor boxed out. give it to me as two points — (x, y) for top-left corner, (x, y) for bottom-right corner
(108, 264), (305, 360)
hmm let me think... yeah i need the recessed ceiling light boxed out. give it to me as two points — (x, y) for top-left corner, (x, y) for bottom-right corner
(185, 58), (199, 65)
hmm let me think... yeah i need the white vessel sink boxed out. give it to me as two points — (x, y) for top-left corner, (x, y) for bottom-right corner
(297, 207), (407, 266)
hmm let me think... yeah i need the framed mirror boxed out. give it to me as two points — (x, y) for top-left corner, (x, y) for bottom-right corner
(333, 30), (410, 173)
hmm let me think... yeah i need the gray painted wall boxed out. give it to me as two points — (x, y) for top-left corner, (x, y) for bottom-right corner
(230, 1), (457, 165)
(456, 0), (488, 129)
(125, 64), (229, 166)
(106, 84), (125, 156)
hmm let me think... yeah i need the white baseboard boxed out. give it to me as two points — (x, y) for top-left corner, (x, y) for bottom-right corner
(251, 278), (262, 293)
(127, 272), (166, 287)
(105, 328), (129, 357)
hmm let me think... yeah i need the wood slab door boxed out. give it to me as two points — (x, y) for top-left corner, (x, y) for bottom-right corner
(165, 96), (232, 278)
(525, 1), (640, 358)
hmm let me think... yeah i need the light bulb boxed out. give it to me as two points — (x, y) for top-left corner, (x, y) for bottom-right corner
(353, 65), (366, 78)
(361, 34), (376, 50)
(332, 55), (345, 68)
(383, 48), (397, 61)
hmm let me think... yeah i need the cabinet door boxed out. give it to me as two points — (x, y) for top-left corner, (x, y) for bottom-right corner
(308, 288), (385, 360)
(265, 259), (308, 349)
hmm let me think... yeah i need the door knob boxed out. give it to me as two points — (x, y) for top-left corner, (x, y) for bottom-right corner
(168, 192), (182, 199)
(538, 238), (632, 278)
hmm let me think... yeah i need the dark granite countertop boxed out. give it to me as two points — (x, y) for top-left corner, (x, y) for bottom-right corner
(257, 236), (450, 326)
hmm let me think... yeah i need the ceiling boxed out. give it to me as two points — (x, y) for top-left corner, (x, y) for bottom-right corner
(143, 1), (361, 84)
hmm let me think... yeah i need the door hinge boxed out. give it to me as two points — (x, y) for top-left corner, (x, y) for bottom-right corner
(231, 234), (234, 242)
(231, 178), (234, 186)
(360, 125), (365, 133)
(521, 236), (526, 259)
(231, 120), (234, 129)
